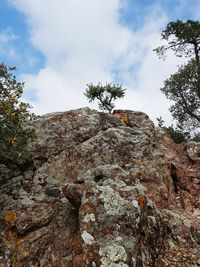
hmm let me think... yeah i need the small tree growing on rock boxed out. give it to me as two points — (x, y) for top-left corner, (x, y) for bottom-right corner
(84, 83), (126, 113)
(0, 63), (36, 165)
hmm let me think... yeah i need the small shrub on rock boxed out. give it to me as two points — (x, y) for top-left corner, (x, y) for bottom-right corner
(84, 82), (126, 113)
(0, 63), (36, 165)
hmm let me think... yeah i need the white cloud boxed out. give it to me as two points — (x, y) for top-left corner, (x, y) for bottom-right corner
(0, 28), (19, 60)
(8, 0), (196, 125)
(119, 9), (186, 124)
(0, 28), (17, 43)
(10, 0), (132, 112)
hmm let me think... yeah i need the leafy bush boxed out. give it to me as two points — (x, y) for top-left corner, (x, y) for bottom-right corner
(166, 126), (190, 144)
(156, 117), (190, 144)
(0, 64), (36, 165)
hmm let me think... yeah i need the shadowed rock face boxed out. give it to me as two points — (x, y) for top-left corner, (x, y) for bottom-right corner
(0, 107), (200, 267)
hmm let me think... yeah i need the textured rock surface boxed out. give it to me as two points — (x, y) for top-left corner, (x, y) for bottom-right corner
(0, 107), (200, 266)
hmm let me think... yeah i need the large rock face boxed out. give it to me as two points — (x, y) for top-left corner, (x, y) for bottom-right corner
(0, 107), (200, 267)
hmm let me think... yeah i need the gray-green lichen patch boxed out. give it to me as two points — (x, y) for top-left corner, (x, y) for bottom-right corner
(99, 242), (127, 267)
(109, 263), (129, 267)
(164, 210), (191, 228)
(115, 234), (136, 250)
(83, 213), (96, 223)
(18, 188), (35, 206)
(98, 185), (131, 216)
(107, 179), (127, 188)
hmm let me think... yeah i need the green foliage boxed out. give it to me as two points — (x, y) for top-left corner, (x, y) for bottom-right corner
(84, 83), (126, 113)
(166, 125), (190, 144)
(0, 63), (36, 165)
(154, 20), (200, 62)
(156, 117), (190, 144)
(154, 20), (200, 130)
(161, 60), (200, 129)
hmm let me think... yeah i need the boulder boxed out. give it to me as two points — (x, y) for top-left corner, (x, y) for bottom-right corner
(0, 108), (199, 266)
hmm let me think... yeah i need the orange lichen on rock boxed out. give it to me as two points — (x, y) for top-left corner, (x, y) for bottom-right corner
(70, 236), (83, 255)
(121, 115), (130, 126)
(3, 211), (18, 249)
(4, 210), (16, 227)
(134, 159), (142, 166)
(80, 202), (95, 214)
(112, 110), (131, 126)
(15, 236), (27, 247)
(137, 195), (146, 210)
(6, 230), (17, 241)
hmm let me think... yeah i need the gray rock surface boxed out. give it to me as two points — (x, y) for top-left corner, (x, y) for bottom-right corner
(0, 107), (199, 266)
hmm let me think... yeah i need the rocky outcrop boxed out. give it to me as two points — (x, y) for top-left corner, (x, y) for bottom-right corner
(0, 107), (199, 267)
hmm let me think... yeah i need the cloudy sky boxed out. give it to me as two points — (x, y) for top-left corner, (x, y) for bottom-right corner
(1, 0), (200, 125)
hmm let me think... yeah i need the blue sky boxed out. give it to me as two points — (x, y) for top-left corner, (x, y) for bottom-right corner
(0, 0), (200, 124)
(0, 0), (44, 74)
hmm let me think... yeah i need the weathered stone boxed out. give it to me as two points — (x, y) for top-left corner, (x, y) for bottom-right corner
(45, 186), (61, 197)
(0, 107), (199, 266)
(187, 142), (200, 161)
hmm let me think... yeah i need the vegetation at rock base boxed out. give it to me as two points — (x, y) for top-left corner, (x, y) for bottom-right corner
(156, 116), (190, 144)
(0, 63), (36, 166)
(157, 115), (200, 144)
(154, 20), (200, 130)
(166, 125), (191, 144)
(84, 82), (126, 113)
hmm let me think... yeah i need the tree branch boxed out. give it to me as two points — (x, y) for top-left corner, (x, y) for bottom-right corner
(178, 90), (200, 122)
